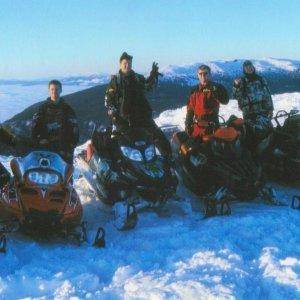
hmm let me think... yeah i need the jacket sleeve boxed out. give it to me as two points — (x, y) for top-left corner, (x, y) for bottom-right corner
(232, 78), (246, 110)
(217, 84), (229, 105)
(261, 78), (274, 112)
(32, 105), (46, 143)
(104, 76), (129, 130)
(145, 74), (156, 91)
(185, 91), (195, 134)
(64, 105), (79, 148)
(232, 78), (244, 101)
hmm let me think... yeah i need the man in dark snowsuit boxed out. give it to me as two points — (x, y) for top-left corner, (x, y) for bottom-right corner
(104, 52), (171, 160)
(32, 80), (79, 164)
(185, 64), (229, 138)
(232, 60), (274, 142)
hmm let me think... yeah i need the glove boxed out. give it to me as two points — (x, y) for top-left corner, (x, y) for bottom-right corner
(233, 77), (242, 87)
(150, 62), (163, 82)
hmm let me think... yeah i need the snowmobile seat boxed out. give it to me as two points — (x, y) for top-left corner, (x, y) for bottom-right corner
(213, 127), (240, 142)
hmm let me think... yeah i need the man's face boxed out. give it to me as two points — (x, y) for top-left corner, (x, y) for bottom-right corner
(198, 70), (211, 86)
(49, 84), (62, 101)
(120, 59), (132, 74)
(244, 64), (255, 75)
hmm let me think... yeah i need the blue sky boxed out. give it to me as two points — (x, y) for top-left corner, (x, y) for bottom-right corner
(0, 0), (299, 78)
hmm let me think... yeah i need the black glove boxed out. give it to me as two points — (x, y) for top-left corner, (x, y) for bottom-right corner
(150, 62), (163, 83)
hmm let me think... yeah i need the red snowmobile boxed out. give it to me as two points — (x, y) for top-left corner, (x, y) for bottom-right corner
(0, 151), (89, 252)
(172, 116), (264, 217)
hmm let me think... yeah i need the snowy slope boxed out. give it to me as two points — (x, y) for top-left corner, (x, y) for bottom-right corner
(0, 93), (299, 299)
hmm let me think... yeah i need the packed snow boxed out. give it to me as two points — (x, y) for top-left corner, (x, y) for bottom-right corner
(0, 87), (299, 299)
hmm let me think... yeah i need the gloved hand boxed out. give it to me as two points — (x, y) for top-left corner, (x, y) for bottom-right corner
(233, 77), (242, 87)
(150, 62), (163, 82)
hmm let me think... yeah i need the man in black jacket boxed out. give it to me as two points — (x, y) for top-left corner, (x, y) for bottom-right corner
(104, 52), (171, 160)
(32, 80), (79, 164)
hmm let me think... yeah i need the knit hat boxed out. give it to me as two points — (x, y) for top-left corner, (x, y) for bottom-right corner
(120, 52), (133, 62)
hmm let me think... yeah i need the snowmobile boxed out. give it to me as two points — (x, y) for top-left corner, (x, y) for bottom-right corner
(172, 116), (264, 217)
(0, 151), (99, 253)
(78, 127), (178, 230)
(228, 109), (300, 183)
(263, 109), (299, 182)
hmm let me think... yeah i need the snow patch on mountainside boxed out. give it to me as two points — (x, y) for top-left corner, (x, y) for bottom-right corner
(162, 58), (300, 85)
(1, 58), (299, 89)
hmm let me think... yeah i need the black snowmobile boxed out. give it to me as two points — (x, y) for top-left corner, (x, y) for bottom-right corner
(79, 127), (178, 230)
(228, 109), (300, 181)
(172, 116), (264, 217)
(262, 109), (299, 182)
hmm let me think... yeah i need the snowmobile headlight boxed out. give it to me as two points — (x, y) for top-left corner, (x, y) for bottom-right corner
(121, 146), (143, 161)
(28, 171), (59, 185)
(145, 145), (156, 161)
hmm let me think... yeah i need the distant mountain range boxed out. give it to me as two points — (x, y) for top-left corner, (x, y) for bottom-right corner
(1, 58), (299, 87)
(3, 58), (300, 141)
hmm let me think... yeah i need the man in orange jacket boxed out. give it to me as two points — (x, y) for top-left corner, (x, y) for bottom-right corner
(185, 65), (229, 138)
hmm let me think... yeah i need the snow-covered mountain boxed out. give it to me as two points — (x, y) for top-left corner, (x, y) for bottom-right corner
(1, 58), (299, 87)
(0, 74), (111, 87)
(161, 58), (300, 85)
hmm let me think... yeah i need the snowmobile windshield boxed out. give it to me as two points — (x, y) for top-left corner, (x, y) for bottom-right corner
(15, 151), (68, 182)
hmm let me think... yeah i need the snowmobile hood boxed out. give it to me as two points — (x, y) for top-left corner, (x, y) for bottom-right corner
(11, 151), (70, 181)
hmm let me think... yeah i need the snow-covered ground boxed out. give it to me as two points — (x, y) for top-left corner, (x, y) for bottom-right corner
(0, 89), (299, 299)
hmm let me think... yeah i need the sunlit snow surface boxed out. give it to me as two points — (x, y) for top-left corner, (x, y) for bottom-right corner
(0, 87), (299, 299)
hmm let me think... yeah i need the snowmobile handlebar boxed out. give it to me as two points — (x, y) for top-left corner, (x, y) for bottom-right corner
(273, 109), (299, 127)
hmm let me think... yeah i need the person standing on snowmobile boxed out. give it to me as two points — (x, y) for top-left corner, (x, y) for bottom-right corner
(185, 64), (229, 138)
(232, 60), (274, 141)
(32, 80), (79, 164)
(104, 52), (172, 161)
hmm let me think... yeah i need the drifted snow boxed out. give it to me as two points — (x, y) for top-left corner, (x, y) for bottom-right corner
(0, 93), (299, 299)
